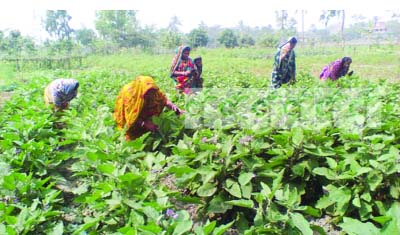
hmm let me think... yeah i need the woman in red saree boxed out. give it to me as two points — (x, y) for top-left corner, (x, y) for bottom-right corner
(170, 45), (196, 94)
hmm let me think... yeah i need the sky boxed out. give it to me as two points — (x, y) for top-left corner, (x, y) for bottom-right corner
(0, 0), (397, 41)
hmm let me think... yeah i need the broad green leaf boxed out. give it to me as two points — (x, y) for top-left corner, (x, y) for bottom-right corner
(372, 216), (392, 226)
(326, 157), (337, 169)
(292, 127), (304, 146)
(267, 202), (288, 222)
(361, 192), (371, 202)
(310, 225), (328, 235)
(225, 199), (254, 208)
(3, 175), (16, 190)
(138, 222), (162, 234)
(260, 182), (272, 197)
(212, 221), (234, 235)
(241, 184), (252, 199)
(367, 171), (383, 191)
(292, 162), (305, 177)
(296, 206), (321, 217)
(238, 172), (254, 186)
(355, 167), (372, 176)
(168, 166), (195, 177)
(254, 210), (264, 227)
(202, 221), (217, 235)
(173, 220), (193, 235)
(72, 217), (101, 235)
(225, 180), (241, 198)
(98, 163), (115, 174)
(197, 183), (217, 197)
(352, 196), (361, 208)
(360, 201), (373, 220)
(390, 184), (400, 199)
(304, 147), (335, 156)
(372, 143), (385, 151)
(207, 194), (232, 213)
(290, 212), (313, 235)
(313, 167), (336, 180)
(5, 216), (17, 225)
(213, 119), (222, 129)
(381, 202), (400, 235)
(271, 169), (285, 199)
(49, 222), (64, 235)
(118, 172), (144, 184)
(339, 217), (380, 235)
(316, 196), (334, 209)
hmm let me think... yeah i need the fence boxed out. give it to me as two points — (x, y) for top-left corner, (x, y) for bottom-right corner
(0, 56), (84, 71)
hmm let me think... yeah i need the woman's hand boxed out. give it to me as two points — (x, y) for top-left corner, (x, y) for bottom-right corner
(58, 102), (69, 110)
(166, 100), (184, 115)
(142, 120), (158, 132)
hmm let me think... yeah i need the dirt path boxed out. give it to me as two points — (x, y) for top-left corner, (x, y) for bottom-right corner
(0, 91), (13, 107)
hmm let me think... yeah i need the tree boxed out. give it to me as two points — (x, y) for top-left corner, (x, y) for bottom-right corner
(160, 30), (182, 49)
(74, 28), (96, 46)
(218, 29), (238, 48)
(0, 30), (7, 52)
(160, 16), (184, 49)
(188, 28), (209, 48)
(258, 34), (279, 48)
(43, 10), (74, 40)
(320, 10), (346, 48)
(95, 10), (139, 48)
(276, 10), (289, 31)
(7, 30), (24, 56)
(275, 10), (297, 38)
(167, 16), (181, 33)
(3, 30), (36, 56)
(239, 35), (255, 47)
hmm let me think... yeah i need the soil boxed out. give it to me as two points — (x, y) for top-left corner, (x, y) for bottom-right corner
(0, 91), (13, 106)
(309, 215), (342, 235)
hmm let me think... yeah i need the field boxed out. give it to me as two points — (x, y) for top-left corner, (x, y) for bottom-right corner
(0, 45), (400, 234)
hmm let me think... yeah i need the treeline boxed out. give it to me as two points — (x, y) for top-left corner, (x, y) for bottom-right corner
(1, 10), (400, 58)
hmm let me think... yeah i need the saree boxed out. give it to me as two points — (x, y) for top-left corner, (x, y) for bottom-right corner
(170, 45), (195, 92)
(113, 76), (167, 140)
(320, 58), (351, 81)
(271, 40), (296, 89)
(44, 78), (79, 108)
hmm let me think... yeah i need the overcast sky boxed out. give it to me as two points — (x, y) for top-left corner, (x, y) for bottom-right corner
(0, 0), (397, 40)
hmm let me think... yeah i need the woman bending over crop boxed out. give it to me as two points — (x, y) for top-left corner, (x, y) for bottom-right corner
(114, 76), (183, 140)
(44, 78), (79, 111)
(271, 37), (297, 89)
(319, 57), (353, 81)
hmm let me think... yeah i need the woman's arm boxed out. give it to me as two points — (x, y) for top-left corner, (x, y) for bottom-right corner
(166, 100), (183, 115)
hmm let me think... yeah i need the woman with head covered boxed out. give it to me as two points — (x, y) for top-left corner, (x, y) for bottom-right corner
(271, 37), (297, 89)
(319, 57), (353, 81)
(170, 45), (197, 94)
(44, 78), (79, 111)
(114, 75), (183, 140)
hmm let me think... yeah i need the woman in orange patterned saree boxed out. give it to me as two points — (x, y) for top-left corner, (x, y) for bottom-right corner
(114, 76), (183, 140)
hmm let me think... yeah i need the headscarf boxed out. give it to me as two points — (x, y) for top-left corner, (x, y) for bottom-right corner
(113, 76), (166, 131)
(193, 56), (202, 76)
(342, 57), (352, 64)
(279, 37), (297, 61)
(60, 79), (79, 95)
(170, 45), (191, 77)
(44, 78), (79, 107)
